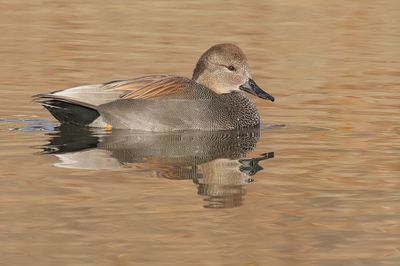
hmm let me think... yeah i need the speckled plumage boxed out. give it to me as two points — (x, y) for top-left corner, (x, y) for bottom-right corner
(98, 89), (259, 131)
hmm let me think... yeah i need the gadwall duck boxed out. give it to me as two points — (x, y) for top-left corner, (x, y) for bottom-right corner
(34, 44), (274, 131)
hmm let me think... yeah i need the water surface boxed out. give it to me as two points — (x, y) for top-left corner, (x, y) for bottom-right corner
(0, 1), (399, 265)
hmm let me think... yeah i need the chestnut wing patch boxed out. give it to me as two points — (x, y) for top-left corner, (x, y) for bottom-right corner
(105, 75), (195, 100)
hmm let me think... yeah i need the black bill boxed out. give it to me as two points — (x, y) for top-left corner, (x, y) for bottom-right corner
(239, 79), (275, 102)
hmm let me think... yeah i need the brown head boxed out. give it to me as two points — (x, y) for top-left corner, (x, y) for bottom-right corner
(192, 43), (274, 101)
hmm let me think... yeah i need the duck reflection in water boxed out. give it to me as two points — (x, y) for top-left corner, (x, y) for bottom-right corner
(42, 125), (274, 208)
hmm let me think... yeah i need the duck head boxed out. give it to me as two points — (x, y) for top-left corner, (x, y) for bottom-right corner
(192, 43), (274, 102)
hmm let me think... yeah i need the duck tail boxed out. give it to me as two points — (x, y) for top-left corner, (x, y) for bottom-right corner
(32, 94), (100, 126)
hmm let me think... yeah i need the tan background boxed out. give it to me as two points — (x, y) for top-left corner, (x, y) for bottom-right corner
(0, 1), (399, 265)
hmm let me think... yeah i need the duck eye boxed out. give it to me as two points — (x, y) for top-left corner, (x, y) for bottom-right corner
(227, 65), (236, 71)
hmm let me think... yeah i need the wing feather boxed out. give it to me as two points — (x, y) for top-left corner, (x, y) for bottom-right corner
(105, 75), (201, 100)
(34, 74), (206, 108)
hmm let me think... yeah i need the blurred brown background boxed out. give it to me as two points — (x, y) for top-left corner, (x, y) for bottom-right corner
(0, 1), (399, 266)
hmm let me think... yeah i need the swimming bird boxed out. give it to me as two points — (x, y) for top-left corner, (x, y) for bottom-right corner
(33, 43), (274, 131)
